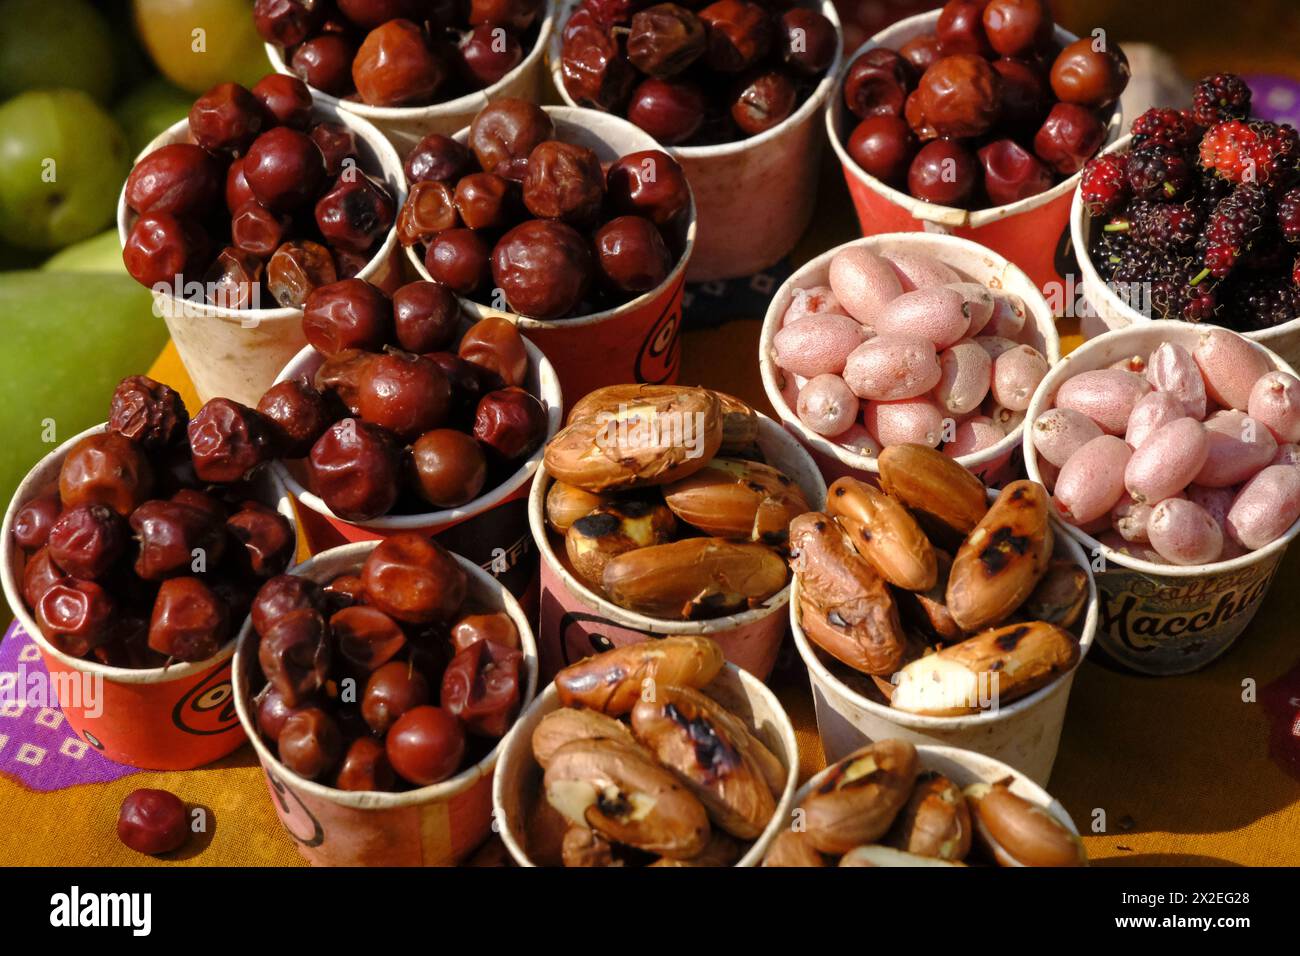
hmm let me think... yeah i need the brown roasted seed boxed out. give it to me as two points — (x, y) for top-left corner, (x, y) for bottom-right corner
(826, 477), (937, 591)
(966, 781), (1087, 867)
(877, 444), (989, 535)
(554, 635), (725, 715)
(761, 829), (826, 867)
(896, 549), (963, 642)
(601, 538), (789, 619)
(1019, 559), (1088, 629)
(532, 707), (637, 768)
(545, 481), (611, 533)
(662, 458), (809, 545)
(800, 739), (919, 855)
(888, 771), (971, 861)
(565, 498), (677, 588)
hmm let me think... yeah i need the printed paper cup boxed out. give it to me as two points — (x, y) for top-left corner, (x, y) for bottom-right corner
(492, 661), (798, 866)
(758, 232), (1060, 487)
(791, 742), (1081, 849)
(271, 334), (562, 605)
(406, 106), (697, 404)
(116, 103), (406, 408)
(232, 540), (538, 866)
(828, 12), (1123, 297)
(1024, 321), (1300, 675)
(265, 5), (555, 158)
(1071, 136), (1300, 367)
(791, 507), (1099, 787)
(531, 413), (826, 683)
(0, 424), (301, 771)
(548, 0), (843, 282)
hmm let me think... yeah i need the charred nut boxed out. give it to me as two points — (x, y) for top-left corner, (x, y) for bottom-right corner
(947, 480), (1053, 632)
(789, 512), (907, 676)
(877, 444), (990, 535)
(601, 538), (789, 620)
(713, 390), (760, 455)
(662, 458), (810, 546)
(554, 635), (726, 716)
(544, 386), (723, 493)
(631, 684), (778, 839)
(543, 737), (711, 859)
(566, 384), (680, 424)
(826, 477), (937, 591)
(890, 620), (1080, 717)
(545, 481), (611, 534)
(888, 771), (971, 861)
(648, 831), (743, 867)
(838, 845), (966, 867)
(965, 781), (1087, 867)
(567, 385), (757, 457)
(761, 829), (826, 867)
(532, 707), (637, 768)
(564, 498), (676, 588)
(896, 549), (964, 643)
(800, 739), (919, 855)
(1020, 559), (1089, 629)
(561, 825), (623, 867)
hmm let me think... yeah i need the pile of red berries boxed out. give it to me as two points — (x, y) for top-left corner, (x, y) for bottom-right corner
(1083, 73), (1300, 331)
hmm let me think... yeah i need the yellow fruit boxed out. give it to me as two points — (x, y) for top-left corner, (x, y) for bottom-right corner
(133, 0), (271, 93)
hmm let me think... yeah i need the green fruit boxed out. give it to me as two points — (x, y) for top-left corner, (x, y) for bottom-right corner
(113, 76), (193, 157)
(0, 89), (131, 251)
(0, 0), (117, 102)
(41, 229), (126, 274)
(0, 271), (166, 514)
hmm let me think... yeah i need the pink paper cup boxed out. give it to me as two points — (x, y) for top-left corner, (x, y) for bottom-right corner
(0, 425), (301, 771)
(231, 540), (539, 866)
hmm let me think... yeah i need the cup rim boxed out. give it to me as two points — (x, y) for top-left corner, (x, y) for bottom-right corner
(403, 105), (699, 330)
(115, 102), (407, 322)
(790, 487), (1100, 730)
(231, 540), (539, 806)
(0, 423), (302, 684)
(491, 660), (800, 866)
(546, 0), (845, 159)
(791, 742), (1081, 838)
(263, 3), (556, 120)
(757, 231), (1062, 475)
(1022, 319), (1300, 576)
(273, 330), (563, 530)
(1069, 136), (1300, 343)
(528, 413), (828, 632)
(825, 12), (1123, 227)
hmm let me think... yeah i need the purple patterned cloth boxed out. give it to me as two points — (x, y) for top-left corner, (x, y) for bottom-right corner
(0, 619), (139, 791)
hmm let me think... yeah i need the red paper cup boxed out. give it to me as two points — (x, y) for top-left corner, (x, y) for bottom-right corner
(1024, 321), (1300, 675)
(1072, 135), (1300, 365)
(529, 414), (826, 683)
(231, 541), (538, 866)
(548, 0), (843, 282)
(758, 232), (1060, 487)
(265, 5), (555, 158)
(492, 662), (799, 866)
(0, 424), (301, 770)
(827, 12), (1123, 297)
(406, 106), (697, 404)
(115, 103), (406, 408)
(271, 335), (563, 606)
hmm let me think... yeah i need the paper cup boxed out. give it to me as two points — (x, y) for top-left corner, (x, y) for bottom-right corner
(231, 540), (538, 866)
(492, 661), (798, 866)
(1071, 136), (1300, 366)
(530, 414), (826, 683)
(271, 334), (562, 605)
(0, 424), (301, 771)
(406, 106), (697, 404)
(758, 232), (1060, 487)
(791, 506), (1099, 787)
(265, 6), (555, 158)
(792, 742), (1081, 850)
(115, 104), (406, 408)
(1024, 320), (1300, 675)
(547, 0), (843, 282)
(828, 13), (1123, 297)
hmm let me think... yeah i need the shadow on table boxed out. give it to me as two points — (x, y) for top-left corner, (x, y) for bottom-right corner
(1093, 853), (1242, 867)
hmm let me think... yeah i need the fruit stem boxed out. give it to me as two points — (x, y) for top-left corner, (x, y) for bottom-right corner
(1190, 268), (1211, 286)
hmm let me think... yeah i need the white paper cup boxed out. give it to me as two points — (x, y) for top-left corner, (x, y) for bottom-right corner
(547, 0), (843, 281)
(1024, 320), (1300, 675)
(116, 103), (406, 409)
(492, 661), (798, 866)
(271, 332), (562, 605)
(758, 231), (1061, 486)
(1071, 136), (1300, 366)
(0, 423), (301, 770)
(265, 5), (556, 158)
(828, 12), (1123, 297)
(231, 540), (539, 866)
(530, 414), (826, 682)
(791, 501), (1099, 787)
(405, 106), (697, 404)
(791, 742), (1081, 856)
